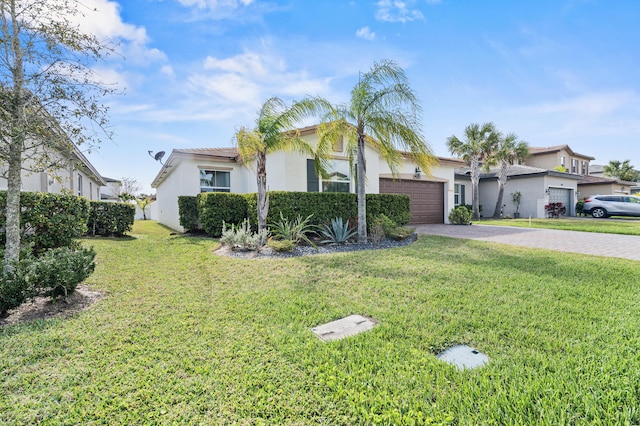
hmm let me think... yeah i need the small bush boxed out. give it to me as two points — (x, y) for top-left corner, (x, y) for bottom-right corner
(267, 239), (295, 252)
(220, 220), (268, 251)
(370, 214), (415, 241)
(88, 201), (135, 236)
(449, 206), (472, 225)
(386, 226), (415, 240)
(25, 247), (96, 299)
(319, 218), (357, 244)
(269, 213), (316, 246)
(0, 253), (37, 317)
(178, 196), (200, 231)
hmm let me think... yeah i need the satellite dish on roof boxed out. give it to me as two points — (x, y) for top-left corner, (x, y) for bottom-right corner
(148, 150), (166, 166)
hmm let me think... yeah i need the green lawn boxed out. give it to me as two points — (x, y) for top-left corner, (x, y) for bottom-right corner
(479, 217), (640, 235)
(2, 220), (639, 424)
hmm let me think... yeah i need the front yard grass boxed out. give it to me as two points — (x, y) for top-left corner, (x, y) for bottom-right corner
(1, 220), (639, 424)
(480, 217), (640, 235)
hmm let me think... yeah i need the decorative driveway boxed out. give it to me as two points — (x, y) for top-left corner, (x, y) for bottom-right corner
(414, 224), (640, 261)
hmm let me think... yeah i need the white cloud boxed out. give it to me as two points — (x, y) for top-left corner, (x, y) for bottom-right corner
(375, 0), (424, 23)
(177, 0), (254, 10)
(356, 26), (376, 41)
(160, 65), (175, 78)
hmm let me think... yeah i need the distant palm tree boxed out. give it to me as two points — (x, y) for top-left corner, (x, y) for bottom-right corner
(318, 60), (435, 242)
(235, 96), (331, 234)
(490, 133), (529, 218)
(447, 122), (500, 220)
(603, 159), (639, 182)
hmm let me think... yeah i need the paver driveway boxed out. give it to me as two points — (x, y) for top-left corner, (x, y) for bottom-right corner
(414, 224), (640, 261)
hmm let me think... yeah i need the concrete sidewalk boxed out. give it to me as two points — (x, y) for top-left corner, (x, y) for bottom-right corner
(413, 224), (640, 261)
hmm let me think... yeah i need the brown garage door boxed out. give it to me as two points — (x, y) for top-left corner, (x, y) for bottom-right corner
(379, 179), (444, 224)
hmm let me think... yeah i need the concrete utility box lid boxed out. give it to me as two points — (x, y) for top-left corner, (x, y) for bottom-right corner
(312, 314), (377, 342)
(437, 345), (489, 370)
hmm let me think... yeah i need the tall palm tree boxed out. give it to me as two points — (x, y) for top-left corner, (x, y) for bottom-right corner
(490, 133), (529, 218)
(318, 60), (435, 243)
(235, 96), (331, 234)
(447, 122), (500, 220)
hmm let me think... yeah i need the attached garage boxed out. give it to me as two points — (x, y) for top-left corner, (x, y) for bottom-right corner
(379, 178), (444, 224)
(547, 187), (573, 215)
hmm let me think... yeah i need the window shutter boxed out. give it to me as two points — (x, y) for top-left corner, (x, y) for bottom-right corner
(461, 184), (466, 205)
(307, 159), (319, 192)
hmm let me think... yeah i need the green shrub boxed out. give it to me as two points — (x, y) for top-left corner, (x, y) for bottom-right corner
(370, 214), (415, 240)
(178, 196), (200, 231)
(0, 252), (38, 317)
(319, 218), (357, 244)
(386, 226), (415, 240)
(198, 193), (247, 237)
(269, 212), (316, 246)
(0, 192), (90, 254)
(88, 201), (135, 236)
(25, 247), (96, 299)
(267, 239), (295, 252)
(245, 192), (411, 228)
(449, 205), (472, 225)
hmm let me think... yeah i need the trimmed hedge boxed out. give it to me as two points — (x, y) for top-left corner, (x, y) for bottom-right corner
(197, 193), (248, 237)
(88, 201), (135, 236)
(178, 196), (200, 231)
(0, 191), (90, 254)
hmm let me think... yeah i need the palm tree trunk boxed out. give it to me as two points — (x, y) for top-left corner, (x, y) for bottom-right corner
(256, 152), (268, 234)
(470, 156), (481, 220)
(356, 132), (367, 243)
(492, 163), (508, 218)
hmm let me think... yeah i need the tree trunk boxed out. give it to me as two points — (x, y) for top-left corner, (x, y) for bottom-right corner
(492, 163), (508, 218)
(470, 156), (480, 220)
(3, 137), (23, 271)
(356, 132), (367, 243)
(256, 152), (269, 234)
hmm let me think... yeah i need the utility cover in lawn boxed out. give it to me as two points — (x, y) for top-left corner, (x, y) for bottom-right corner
(312, 314), (377, 342)
(437, 345), (489, 370)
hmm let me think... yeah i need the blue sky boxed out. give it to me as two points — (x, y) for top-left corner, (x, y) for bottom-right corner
(82, 0), (640, 193)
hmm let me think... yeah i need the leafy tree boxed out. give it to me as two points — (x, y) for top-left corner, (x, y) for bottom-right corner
(603, 160), (639, 182)
(117, 177), (142, 202)
(318, 60), (435, 242)
(490, 133), (529, 218)
(447, 123), (500, 220)
(235, 97), (331, 234)
(1, 0), (116, 271)
(136, 195), (153, 220)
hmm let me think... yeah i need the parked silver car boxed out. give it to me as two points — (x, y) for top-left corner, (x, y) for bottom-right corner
(582, 195), (640, 218)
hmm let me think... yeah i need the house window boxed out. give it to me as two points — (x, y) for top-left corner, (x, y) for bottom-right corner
(454, 184), (465, 206)
(322, 159), (351, 193)
(582, 161), (587, 175)
(200, 170), (231, 192)
(77, 174), (83, 196)
(560, 155), (566, 167)
(571, 158), (577, 173)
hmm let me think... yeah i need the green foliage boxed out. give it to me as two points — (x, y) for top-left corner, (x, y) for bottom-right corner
(269, 212), (316, 246)
(244, 192), (410, 228)
(449, 205), (473, 225)
(0, 191), (90, 254)
(319, 217), (357, 244)
(603, 159), (639, 182)
(88, 201), (135, 236)
(220, 219), (268, 251)
(576, 199), (586, 216)
(178, 196), (200, 231)
(267, 239), (295, 252)
(385, 226), (415, 240)
(554, 165), (568, 172)
(198, 193), (247, 237)
(0, 252), (37, 317)
(25, 247), (96, 299)
(370, 214), (415, 240)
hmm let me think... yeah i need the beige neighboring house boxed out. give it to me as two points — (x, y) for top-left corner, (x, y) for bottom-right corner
(0, 142), (106, 200)
(526, 144), (595, 175)
(453, 144), (597, 218)
(577, 175), (637, 199)
(151, 124), (465, 232)
(100, 177), (123, 201)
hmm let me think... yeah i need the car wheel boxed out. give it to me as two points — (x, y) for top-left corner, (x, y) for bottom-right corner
(591, 208), (608, 218)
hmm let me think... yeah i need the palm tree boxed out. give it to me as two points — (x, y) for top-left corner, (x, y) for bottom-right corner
(235, 96), (332, 234)
(447, 122), (500, 220)
(317, 60), (435, 243)
(603, 159), (639, 182)
(490, 133), (529, 218)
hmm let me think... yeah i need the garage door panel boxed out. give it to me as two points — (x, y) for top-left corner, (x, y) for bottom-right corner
(379, 178), (444, 224)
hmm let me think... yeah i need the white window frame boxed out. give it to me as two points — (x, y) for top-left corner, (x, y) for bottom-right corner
(321, 159), (351, 193)
(200, 169), (231, 193)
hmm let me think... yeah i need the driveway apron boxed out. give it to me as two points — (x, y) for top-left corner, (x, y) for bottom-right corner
(414, 224), (640, 261)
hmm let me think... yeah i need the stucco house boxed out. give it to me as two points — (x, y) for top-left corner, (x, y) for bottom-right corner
(0, 142), (106, 200)
(151, 124), (465, 232)
(526, 145), (595, 175)
(577, 175), (637, 198)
